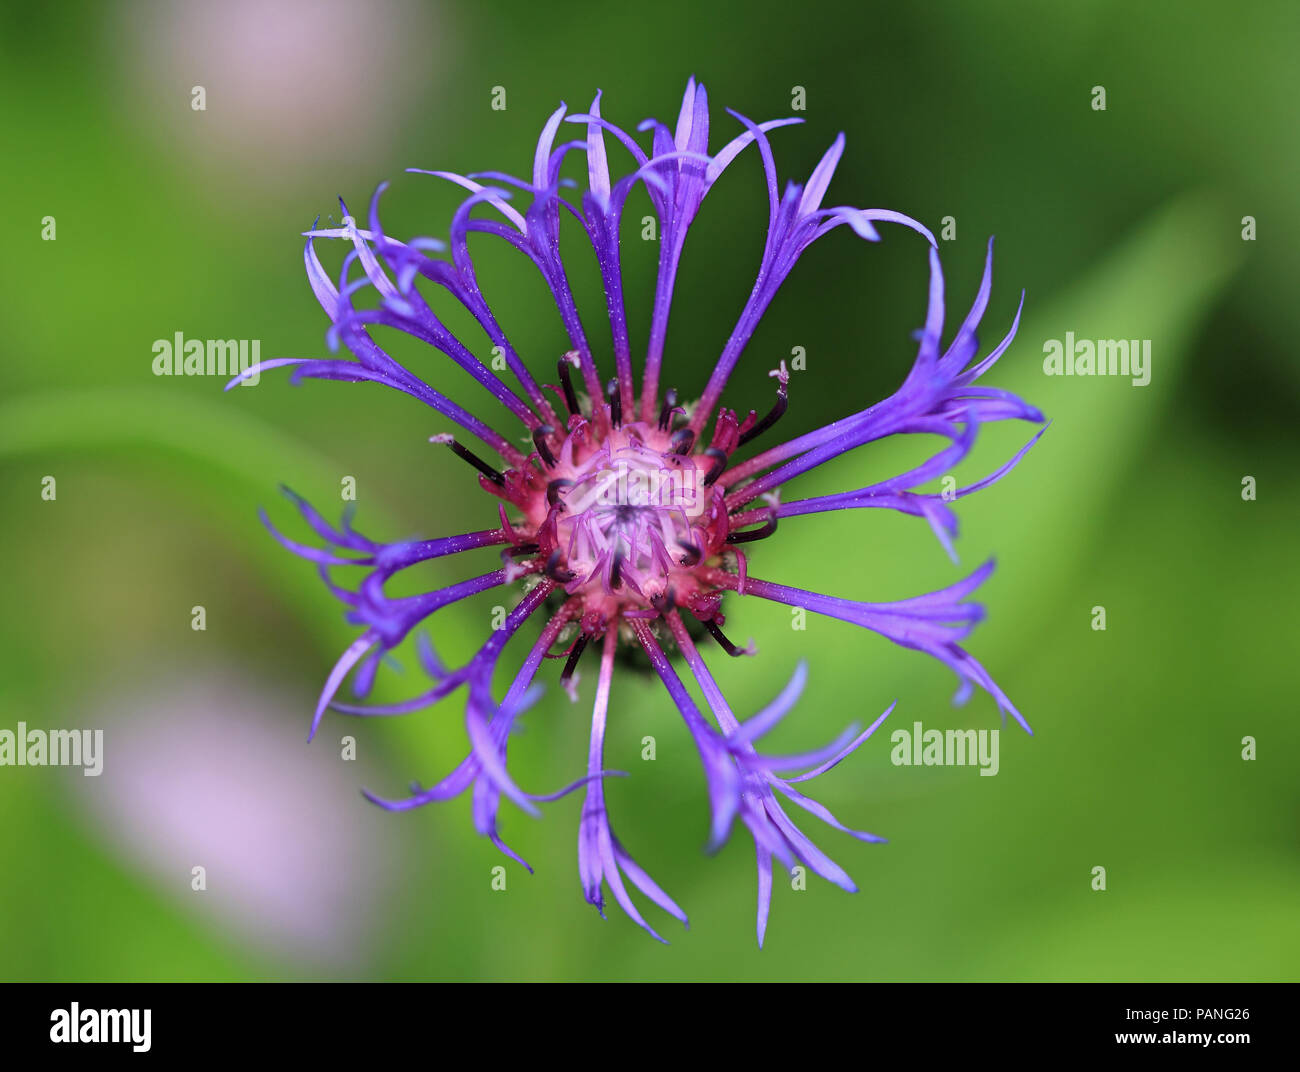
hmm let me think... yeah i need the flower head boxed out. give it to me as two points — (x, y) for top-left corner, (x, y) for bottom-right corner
(235, 78), (1044, 945)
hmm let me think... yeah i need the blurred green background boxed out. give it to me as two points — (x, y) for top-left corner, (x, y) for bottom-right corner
(2, 0), (1296, 982)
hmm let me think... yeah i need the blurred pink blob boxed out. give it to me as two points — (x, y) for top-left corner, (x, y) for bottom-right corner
(75, 670), (405, 969)
(111, 0), (445, 187)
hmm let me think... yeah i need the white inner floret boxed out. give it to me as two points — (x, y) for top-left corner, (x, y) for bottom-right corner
(556, 436), (703, 594)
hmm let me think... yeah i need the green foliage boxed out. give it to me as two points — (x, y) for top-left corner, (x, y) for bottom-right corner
(0, 0), (1294, 981)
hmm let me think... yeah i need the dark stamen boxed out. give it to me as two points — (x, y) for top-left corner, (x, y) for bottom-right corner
(508, 542), (540, 557)
(737, 374), (790, 447)
(532, 424), (557, 467)
(704, 618), (748, 657)
(547, 478), (573, 509)
(560, 633), (589, 685)
(658, 388), (678, 431)
(651, 586), (677, 613)
(558, 355), (581, 416)
(669, 428), (695, 455)
(677, 539), (701, 567)
(703, 446), (728, 486)
(545, 549), (575, 582)
(433, 435), (505, 486)
(609, 548), (624, 590)
(729, 515), (778, 544)
(606, 379), (622, 428)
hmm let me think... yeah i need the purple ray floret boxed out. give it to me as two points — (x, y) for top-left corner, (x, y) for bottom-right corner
(235, 77), (1045, 945)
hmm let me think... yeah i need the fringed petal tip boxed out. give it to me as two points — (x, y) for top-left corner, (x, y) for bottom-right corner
(308, 633), (377, 741)
(223, 357), (309, 391)
(841, 207), (937, 247)
(361, 786), (430, 813)
(490, 834), (534, 874)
